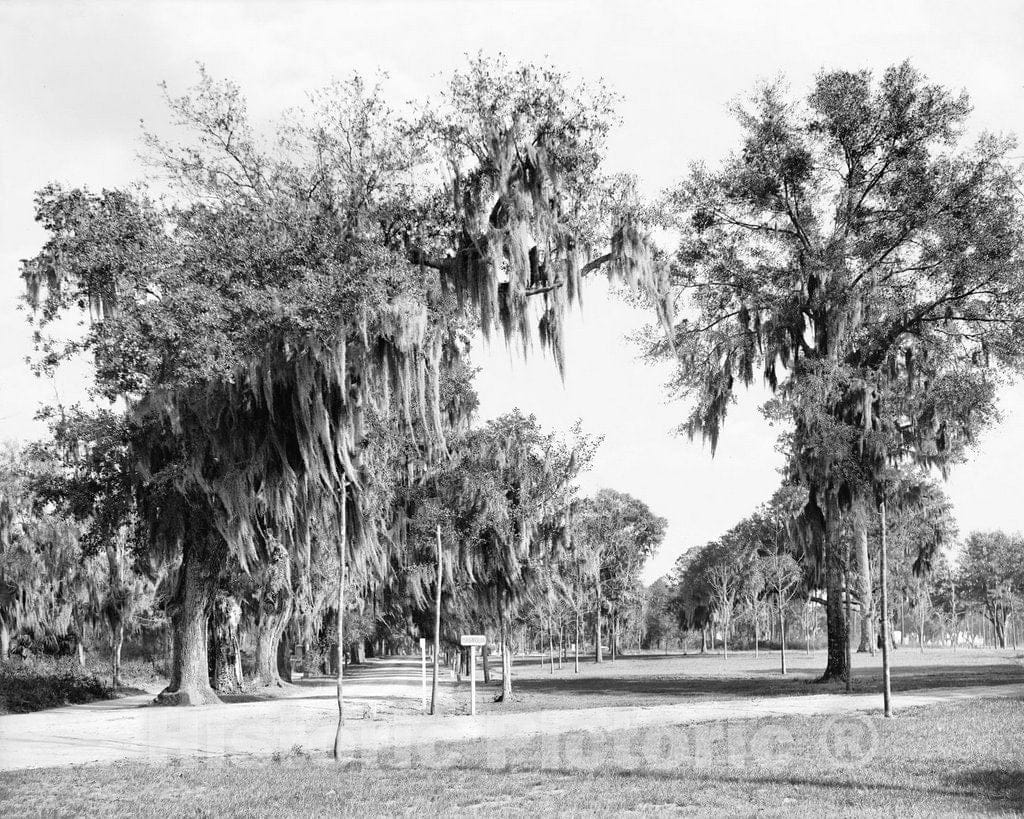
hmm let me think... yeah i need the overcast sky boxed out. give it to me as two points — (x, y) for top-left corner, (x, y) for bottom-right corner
(2, 0), (1023, 581)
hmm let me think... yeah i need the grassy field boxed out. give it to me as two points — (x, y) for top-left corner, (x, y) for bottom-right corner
(2, 697), (1021, 816)
(446, 647), (1024, 715)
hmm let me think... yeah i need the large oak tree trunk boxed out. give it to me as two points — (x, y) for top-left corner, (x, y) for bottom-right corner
(157, 542), (223, 706)
(820, 532), (850, 683)
(255, 595), (293, 687)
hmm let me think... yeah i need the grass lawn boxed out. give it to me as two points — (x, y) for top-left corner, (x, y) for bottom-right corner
(2, 697), (1021, 816)
(450, 647), (1024, 714)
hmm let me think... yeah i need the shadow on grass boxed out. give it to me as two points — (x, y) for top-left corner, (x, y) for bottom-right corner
(504, 663), (1022, 702)
(433, 759), (1023, 809)
(945, 768), (1024, 803)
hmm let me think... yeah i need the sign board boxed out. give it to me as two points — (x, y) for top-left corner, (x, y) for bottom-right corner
(460, 634), (486, 647)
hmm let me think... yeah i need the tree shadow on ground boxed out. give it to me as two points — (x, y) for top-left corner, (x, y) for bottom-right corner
(505, 663), (1022, 702)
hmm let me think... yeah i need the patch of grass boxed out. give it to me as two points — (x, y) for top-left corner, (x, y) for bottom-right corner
(2, 698), (1021, 816)
(0, 661), (112, 714)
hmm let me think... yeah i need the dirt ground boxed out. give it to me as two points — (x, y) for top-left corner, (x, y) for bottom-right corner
(0, 648), (1020, 771)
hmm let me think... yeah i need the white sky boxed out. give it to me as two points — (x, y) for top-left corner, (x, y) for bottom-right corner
(2, 0), (1023, 581)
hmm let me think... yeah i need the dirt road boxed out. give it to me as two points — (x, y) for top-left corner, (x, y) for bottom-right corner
(1, 656), (1020, 772)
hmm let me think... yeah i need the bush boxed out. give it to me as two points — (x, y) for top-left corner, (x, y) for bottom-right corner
(0, 659), (112, 714)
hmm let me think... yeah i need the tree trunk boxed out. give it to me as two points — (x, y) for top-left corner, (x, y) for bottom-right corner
(548, 615), (555, 674)
(996, 612), (1007, 649)
(482, 644), (491, 683)
(256, 594), (293, 687)
(500, 612), (513, 701)
(574, 611), (580, 674)
(157, 541), (223, 706)
(0, 615), (8, 661)
(594, 590), (603, 663)
(820, 522), (850, 683)
(610, 608), (618, 661)
(879, 499), (892, 717)
(111, 621), (124, 691)
(233, 637), (244, 688)
(430, 524), (442, 715)
(700, 625), (707, 653)
(951, 580), (958, 651)
(753, 601), (759, 658)
(779, 606), (787, 675)
(278, 628), (294, 682)
(855, 503), (875, 654)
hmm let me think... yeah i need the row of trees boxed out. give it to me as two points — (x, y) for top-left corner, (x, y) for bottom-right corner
(7, 55), (672, 743)
(652, 483), (1024, 671)
(4, 56), (1023, 728)
(0, 408), (666, 689)
(643, 61), (1024, 682)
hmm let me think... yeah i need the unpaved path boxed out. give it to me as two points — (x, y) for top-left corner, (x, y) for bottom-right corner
(1, 657), (1020, 772)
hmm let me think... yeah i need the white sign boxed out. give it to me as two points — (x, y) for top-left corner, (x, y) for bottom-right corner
(460, 634), (486, 647)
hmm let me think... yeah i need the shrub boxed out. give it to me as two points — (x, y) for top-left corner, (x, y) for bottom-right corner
(0, 658), (112, 714)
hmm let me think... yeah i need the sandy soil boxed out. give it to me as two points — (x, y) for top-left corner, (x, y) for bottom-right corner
(1, 651), (1020, 771)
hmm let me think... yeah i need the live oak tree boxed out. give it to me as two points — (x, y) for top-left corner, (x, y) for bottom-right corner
(21, 59), (667, 717)
(650, 62), (1024, 681)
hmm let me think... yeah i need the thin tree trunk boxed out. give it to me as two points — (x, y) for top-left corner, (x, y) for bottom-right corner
(0, 615), (8, 661)
(430, 523), (442, 715)
(111, 620), (124, 691)
(233, 637), (244, 688)
(880, 499), (892, 718)
(610, 607), (618, 661)
(482, 644), (491, 683)
(779, 606), (787, 675)
(951, 580), (958, 652)
(500, 610), (513, 701)
(333, 482), (348, 759)
(753, 600), (759, 658)
(157, 541), (223, 706)
(844, 566), (852, 694)
(574, 611), (580, 674)
(547, 612), (555, 673)
(594, 586), (603, 663)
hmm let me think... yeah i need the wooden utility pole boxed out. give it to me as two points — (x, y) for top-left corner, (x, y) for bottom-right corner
(951, 578), (958, 651)
(844, 565), (853, 694)
(879, 499), (893, 718)
(333, 480), (347, 760)
(430, 524), (442, 715)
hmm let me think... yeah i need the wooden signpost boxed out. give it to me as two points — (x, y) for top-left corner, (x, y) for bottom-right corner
(419, 637), (427, 713)
(460, 635), (486, 716)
